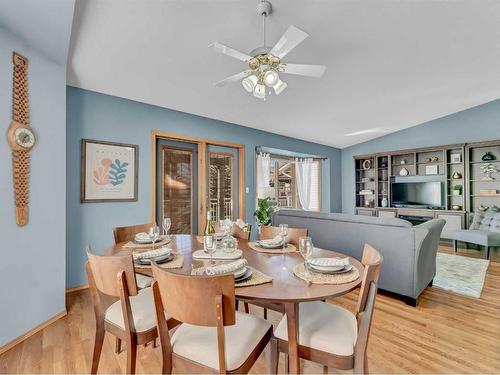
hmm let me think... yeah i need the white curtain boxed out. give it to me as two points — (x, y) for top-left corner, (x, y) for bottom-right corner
(295, 158), (314, 211)
(256, 152), (271, 190)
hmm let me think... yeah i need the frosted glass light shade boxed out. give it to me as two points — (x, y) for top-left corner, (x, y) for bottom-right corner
(263, 70), (279, 87)
(242, 75), (258, 92)
(253, 83), (266, 99)
(273, 79), (287, 95)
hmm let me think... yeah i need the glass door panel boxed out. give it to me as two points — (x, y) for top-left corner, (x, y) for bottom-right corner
(157, 140), (198, 234)
(207, 146), (238, 222)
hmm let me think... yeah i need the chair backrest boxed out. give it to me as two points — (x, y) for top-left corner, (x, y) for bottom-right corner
(259, 225), (308, 246)
(469, 210), (500, 233)
(113, 223), (153, 244)
(86, 248), (138, 297)
(213, 222), (252, 240)
(151, 263), (235, 326)
(356, 244), (383, 315)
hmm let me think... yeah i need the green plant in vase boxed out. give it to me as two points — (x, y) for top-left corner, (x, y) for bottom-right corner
(452, 184), (462, 196)
(254, 197), (276, 227)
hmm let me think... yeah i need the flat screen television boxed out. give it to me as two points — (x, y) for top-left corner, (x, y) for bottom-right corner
(391, 181), (444, 209)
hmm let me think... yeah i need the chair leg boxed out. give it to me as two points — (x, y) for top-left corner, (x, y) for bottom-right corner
(486, 246), (490, 260)
(323, 365), (329, 374)
(453, 239), (458, 254)
(115, 337), (121, 354)
(244, 302), (249, 313)
(284, 354), (290, 373)
(269, 337), (279, 374)
(91, 323), (105, 374)
(236, 300), (239, 311)
(264, 308), (268, 319)
(126, 336), (137, 375)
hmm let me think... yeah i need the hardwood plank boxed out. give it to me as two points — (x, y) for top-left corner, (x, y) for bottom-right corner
(1, 246), (499, 373)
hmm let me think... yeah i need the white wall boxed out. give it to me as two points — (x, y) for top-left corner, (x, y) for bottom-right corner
(0, 25), (69, 347)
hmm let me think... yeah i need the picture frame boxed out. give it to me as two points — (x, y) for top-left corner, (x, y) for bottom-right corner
(425, 164), (439, 175)
(81, 139), (138, 203)
(450, 153), (462, 163)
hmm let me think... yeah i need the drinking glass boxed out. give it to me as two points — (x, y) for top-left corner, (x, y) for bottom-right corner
(149, 225), (160, 250)
(299, 237), (314, 275)
(204, 235), (216, 262)
(162, 217), (171, 237)
(219, 220), (229, 236)
(279, 223), (289, 247)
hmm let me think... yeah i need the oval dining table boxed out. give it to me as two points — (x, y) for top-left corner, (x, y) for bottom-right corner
(107, 234), (363, 374)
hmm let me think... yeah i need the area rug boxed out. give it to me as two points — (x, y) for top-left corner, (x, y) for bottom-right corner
(433, 253), (489, 298)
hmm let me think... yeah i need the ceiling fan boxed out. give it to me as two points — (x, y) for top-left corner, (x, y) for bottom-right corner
(209, 0), (326, 100)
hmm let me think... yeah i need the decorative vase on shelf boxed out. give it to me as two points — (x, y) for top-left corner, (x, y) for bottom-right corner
(381, 197), (388, 207)
(482, 152), (495, 161)
(399, 167), (409, 176)
(452, 171), (462, 179)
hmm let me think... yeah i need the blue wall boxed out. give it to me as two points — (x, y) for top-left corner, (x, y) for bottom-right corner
(341, 99), (500, 213)
(0, 18), (73, 346)
(67, 87), (342, 287)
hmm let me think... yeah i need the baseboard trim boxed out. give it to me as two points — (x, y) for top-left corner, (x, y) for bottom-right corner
(66, 284), (89, 294)
(0, 310), (67, 355)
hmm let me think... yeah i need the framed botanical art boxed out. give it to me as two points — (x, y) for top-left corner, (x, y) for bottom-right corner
(81, 139), (138, 202)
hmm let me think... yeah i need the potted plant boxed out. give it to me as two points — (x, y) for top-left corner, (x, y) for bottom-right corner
(254, 197), (276, 228)
(452, 184), (462, 196)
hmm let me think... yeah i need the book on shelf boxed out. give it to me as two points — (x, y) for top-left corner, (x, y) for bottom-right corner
(359, 190), (374, 195)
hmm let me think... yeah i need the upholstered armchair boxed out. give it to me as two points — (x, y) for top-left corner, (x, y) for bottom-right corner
(452, 210), (500, 259)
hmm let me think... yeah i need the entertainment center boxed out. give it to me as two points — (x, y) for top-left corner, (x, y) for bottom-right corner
(354, 140), (500, 238)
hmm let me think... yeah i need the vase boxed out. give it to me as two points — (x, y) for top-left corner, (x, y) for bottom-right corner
(381, 197), (388, 207)
(482, 152), (495, 161)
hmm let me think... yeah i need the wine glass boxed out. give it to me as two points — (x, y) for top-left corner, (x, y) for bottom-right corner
(204, 235), (216, 262)
(299, 237), (314, 276)
(149, 225), (160, 250)
(279, 223), (289, 248)
(162, 217), (171, 237)
(219, 220), (229, 236)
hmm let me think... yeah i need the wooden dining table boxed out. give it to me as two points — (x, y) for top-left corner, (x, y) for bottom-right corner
(107, 234), (363, 374)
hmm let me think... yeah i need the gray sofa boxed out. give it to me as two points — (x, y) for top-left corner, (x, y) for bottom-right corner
(271, 209), (445, 306)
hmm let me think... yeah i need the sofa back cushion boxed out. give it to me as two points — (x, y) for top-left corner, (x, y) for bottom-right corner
(470, 210), (500, 233)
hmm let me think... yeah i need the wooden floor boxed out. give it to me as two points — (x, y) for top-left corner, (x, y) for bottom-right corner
(1, 245), (499, 374)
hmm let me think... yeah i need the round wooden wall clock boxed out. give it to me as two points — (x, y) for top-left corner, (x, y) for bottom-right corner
(7, 52), (36, 226)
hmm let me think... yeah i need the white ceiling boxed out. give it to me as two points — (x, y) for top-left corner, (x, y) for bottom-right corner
(68, 0), (500, 149)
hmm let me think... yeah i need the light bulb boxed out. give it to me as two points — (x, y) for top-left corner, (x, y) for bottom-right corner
(242, 75), (258, 93)
(263, 70), (279, 87)
(253, 83), (266, 99)
(273, 79), (287, 95)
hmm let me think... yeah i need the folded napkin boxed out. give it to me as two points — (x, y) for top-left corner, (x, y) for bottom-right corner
(135, 232), (151, 242)
(133, 246), (171, 261)
(235, 219), (249, 230)
(205, 259), (248, 276)
(257, 235), (283, 247)
(309, 257), (350, 268)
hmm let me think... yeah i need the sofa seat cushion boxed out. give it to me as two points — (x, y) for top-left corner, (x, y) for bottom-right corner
(275, 301), (357, 356)
(105, 287), (156, 332)
(171, 311), (272, 371)
(135, 274), (153, 289)
(452, 229), (500, 246)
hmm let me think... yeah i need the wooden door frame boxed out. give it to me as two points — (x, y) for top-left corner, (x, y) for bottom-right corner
(151, 130), (245, 234)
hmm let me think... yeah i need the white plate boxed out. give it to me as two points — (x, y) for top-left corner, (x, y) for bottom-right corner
(233, 267), (247, 278)
(309, 263), (346, 272)
(134, 235), (168, 244)
(309, 264), (353, 273)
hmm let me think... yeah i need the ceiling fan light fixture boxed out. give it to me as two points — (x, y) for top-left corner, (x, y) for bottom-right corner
(273, 79), (287, 95)
(253, 83), (266, 99)
(242, 74), (258, 92)
(263, 70), (279, 87)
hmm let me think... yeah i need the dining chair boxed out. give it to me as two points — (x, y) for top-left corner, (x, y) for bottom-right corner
(259, 225), (308, 247)
(112, 223), (154, 289)
(86, 248), (163, 374)
(270, 244), (383, 375)
(150, 262), (274, 374)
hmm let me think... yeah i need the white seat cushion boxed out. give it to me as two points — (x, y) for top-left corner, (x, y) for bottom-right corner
(171, 311), (272, 371)
(105, 287), (156, 332)
(275, 301), (358, 356)
(136, 274), (153, 289)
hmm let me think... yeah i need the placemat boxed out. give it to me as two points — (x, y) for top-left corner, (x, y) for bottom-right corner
(293, 263), (360, 284)
(248, 242), (297, 254)
(134, 251), (184, 269)
(191, 266), (272, 287)
(192, 249), (242, 260)
(123, 237), (171, 249)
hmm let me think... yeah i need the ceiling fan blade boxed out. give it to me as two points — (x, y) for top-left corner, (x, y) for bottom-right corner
(281, 63), (326, 78)
(209, 42), (252, 62)
(215, 71), (252, 87)
(269, 25), (309, 59)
